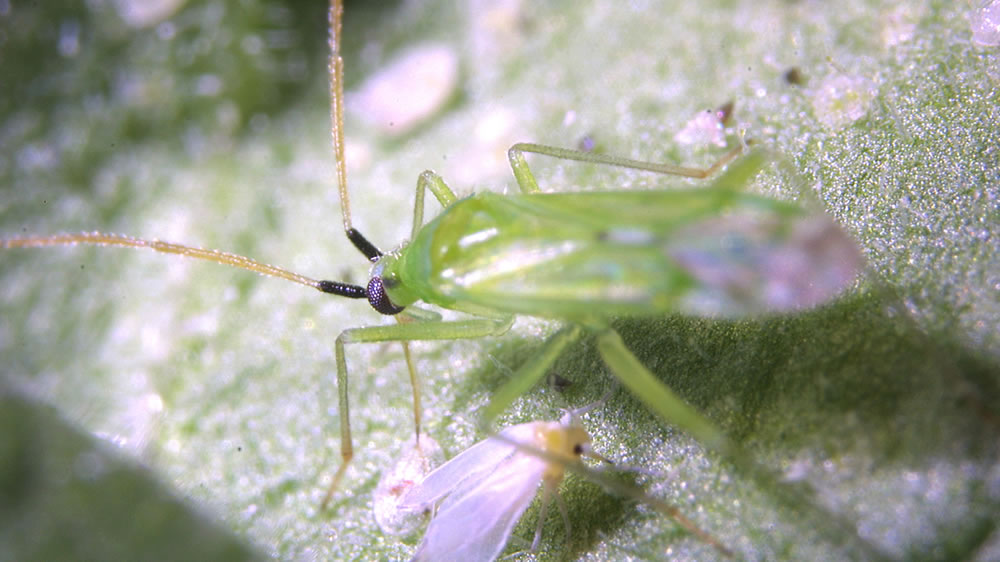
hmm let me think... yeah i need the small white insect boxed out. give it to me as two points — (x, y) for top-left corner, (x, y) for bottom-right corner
(400, 406), (731, 561)
(399, 411), (597, 561)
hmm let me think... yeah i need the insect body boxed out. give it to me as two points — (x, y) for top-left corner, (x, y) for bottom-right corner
(383, 151), (859, 321)
(400, 417), (586, 561)
(399, 409), (731, 560)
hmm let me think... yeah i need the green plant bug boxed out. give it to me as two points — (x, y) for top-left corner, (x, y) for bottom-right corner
(3, 0), (862, 506)
(0, 1), (873, 558)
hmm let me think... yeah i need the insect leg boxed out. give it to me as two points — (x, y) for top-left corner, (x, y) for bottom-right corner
(412, 171), (459, 239)
(483, 325), (584, 426)
(399, 340), (422, 444)
(530, 483), (559, 552)
(506, 142), (746, 194)
(594, 328), (732, 455)
(395, 171), (462, 443)
(597, 327), (893, 559)
(554, 487), (571, 551)
(321, 314), (513, 508)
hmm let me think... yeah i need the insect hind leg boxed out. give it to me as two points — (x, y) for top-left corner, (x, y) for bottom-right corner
(506, 142), (745, 194)
(594, 327), (733, 454)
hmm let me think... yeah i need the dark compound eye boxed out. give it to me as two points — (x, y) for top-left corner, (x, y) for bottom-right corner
(573, 444), (584, 456)
(367, 276), (404, 315)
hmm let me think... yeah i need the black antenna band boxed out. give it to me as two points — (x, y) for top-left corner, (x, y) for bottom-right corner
(346, 228), (382, 261)
(316, 279), (367, 299)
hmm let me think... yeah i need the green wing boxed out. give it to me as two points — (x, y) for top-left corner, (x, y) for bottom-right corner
(406, 186), (860, 321)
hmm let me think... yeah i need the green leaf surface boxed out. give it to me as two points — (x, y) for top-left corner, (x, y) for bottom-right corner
(1, 0), (998, 560)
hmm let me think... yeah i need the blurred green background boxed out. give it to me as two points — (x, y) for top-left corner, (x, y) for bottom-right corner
(1, 0), (998, 559)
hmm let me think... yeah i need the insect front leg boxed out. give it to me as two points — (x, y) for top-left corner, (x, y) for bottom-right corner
(411, 170), (458, 240)
(321, 314), (513, 508)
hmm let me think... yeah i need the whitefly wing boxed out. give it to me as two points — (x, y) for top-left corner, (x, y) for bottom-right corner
(411, 451), (547, 562)
(401, 423), (535, 510)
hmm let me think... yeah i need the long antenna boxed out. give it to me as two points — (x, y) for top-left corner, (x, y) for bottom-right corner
(329, 0), (351, 235)
(2, 232), (368, 299)
(4, 1), (381, 298)
(328, 0), (384, 263)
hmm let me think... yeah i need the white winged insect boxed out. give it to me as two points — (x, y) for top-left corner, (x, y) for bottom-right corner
(399, 405), (731, 561)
